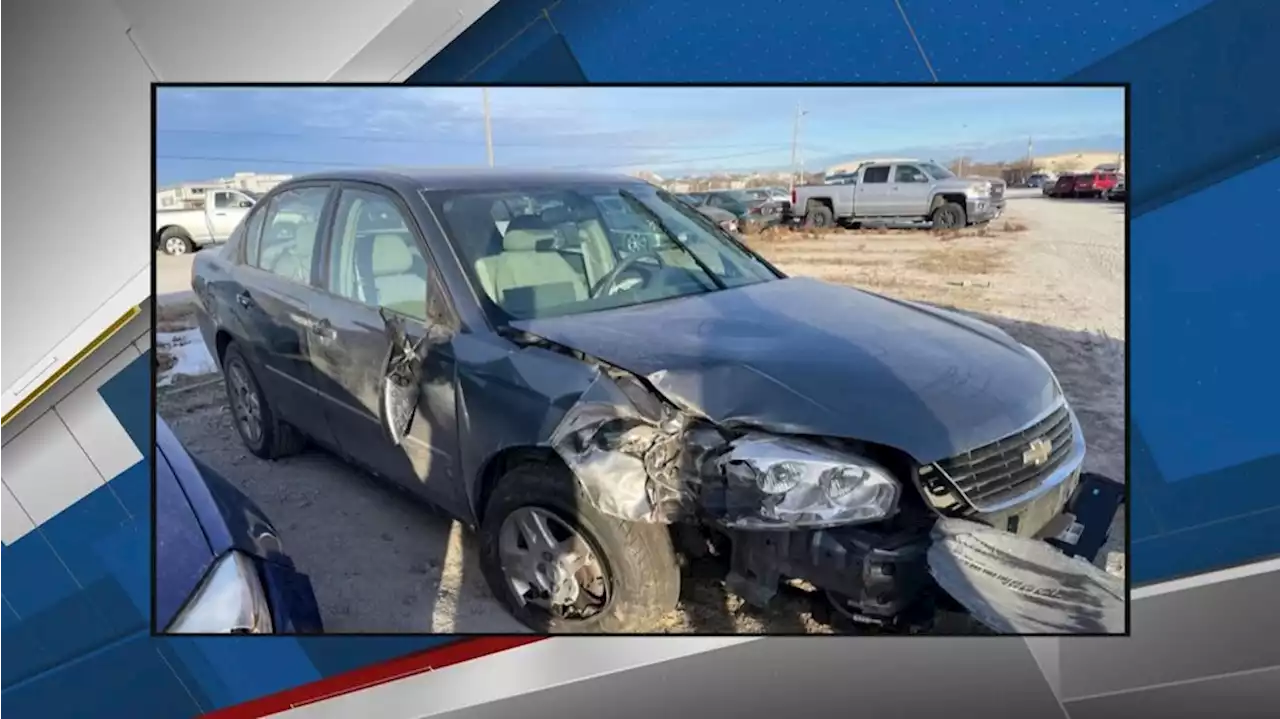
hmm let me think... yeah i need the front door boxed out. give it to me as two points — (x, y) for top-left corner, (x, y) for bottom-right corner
(210, 190), (255, 240)
(229, 185), (337, 448)
(889, 164), (933, 216)
(307, 185), (468, 518)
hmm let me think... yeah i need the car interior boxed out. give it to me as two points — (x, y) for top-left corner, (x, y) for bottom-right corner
(438, 190), (755, 320)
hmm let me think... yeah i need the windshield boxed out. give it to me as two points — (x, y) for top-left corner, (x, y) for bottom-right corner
(919, 162), (954, 180)
(424, 183), (780, 323)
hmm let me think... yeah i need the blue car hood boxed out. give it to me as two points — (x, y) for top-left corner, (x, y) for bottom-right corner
(154, 419), (288, 629)
(512, 277), (1058, 462)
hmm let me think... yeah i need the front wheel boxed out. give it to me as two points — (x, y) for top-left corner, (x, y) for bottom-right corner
(931, 201), (966, 230)
(479, 460), (681, 633)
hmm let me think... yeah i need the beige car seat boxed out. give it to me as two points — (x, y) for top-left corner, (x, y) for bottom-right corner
(473, 217), (589, 315)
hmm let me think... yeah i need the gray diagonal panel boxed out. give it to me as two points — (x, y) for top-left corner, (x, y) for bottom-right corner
(420, 638), (1067, 719)
(1062, 666), (1280, 719)
(1058, 566), (1280, 700)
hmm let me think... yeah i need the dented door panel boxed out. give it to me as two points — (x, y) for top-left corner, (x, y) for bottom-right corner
(306, 291), (469, 519)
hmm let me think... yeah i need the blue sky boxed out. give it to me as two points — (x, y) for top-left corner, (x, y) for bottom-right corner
(156, 86), (1125, 184)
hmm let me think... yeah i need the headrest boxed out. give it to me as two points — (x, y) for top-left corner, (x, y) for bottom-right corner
(506, 213), (550, 232)
(502, 228), (557, 252)
(370, 234), (415, 274)
(539, 205), (574, 225)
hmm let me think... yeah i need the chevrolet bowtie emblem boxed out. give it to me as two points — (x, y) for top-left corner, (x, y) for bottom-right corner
(1022, 438), (1052, 467)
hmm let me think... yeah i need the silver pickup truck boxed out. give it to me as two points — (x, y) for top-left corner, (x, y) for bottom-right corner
(155, 188), (258, 255)
(792, 160), (1005, 230)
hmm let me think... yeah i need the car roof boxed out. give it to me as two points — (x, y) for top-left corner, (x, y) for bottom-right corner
(281, 167), (648, 193)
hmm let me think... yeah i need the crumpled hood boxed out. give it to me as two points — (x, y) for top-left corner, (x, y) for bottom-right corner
(512, 277), (1057, 462)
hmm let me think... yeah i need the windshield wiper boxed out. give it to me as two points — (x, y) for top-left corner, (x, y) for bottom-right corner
(616, 190), (728, 291)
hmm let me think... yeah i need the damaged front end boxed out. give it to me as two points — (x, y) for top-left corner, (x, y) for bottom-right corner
(543, 359), (1124, 635)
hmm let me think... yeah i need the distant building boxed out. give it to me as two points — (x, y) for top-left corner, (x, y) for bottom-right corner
(1032, 152), (1124, 175)
(156, 172), (293, 209)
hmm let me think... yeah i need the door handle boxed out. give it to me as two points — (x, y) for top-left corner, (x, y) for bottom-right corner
(235, 292), (253, 309)
(214, 211), (228, 217)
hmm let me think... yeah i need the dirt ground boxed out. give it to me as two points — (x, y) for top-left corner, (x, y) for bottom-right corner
(157, 195), (1126, 634)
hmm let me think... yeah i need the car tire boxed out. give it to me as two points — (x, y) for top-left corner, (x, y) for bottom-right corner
(804, 204), (835, 230)
(221, 342), (305, 460)
(159, 228), (194, 256)
(931, 201), (966, 230)
(479, 459), (681, 633)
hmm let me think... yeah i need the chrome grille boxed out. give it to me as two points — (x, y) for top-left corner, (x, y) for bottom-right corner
(927, 404), (1074, 511)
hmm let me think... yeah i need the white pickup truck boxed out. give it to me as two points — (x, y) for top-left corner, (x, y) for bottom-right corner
(155, 188), (258, 255)
(792, 160), (1005, 230)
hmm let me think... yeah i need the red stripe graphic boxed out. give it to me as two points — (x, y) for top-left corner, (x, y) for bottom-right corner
(203, 636), (547, 719)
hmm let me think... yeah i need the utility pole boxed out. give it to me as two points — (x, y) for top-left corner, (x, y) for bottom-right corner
(482, 88), (495, 168)
(789, 103), (808, 190)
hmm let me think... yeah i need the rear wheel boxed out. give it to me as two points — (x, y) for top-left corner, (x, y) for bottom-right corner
(221, 342), (304, 459)
(159, 228), (194, 256)
(931, 202), (966, 230)
(479, 459), (681, 633)
(804, 203), (835, 229)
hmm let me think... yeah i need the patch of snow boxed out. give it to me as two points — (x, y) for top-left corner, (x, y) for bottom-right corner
(157, 329), (217, 386)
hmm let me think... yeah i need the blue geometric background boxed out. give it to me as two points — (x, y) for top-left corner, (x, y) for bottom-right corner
(4, 1), (1279, 717)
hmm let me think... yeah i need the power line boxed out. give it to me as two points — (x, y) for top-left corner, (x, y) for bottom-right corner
(155, 127), (793, 151)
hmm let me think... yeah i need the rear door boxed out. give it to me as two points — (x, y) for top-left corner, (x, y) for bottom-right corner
(307, 183), (469, 518)
(229, 183), (338, 448)
(855, 165), (893, 215)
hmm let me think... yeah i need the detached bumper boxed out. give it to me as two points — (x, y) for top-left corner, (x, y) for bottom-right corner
(724, 471), (1122, 624)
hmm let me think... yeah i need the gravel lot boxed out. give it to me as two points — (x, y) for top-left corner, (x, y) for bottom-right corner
(157, 195), (1126, 634)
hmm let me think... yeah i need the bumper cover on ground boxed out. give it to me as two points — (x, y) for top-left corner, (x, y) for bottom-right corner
(726, 473), (1125, 633)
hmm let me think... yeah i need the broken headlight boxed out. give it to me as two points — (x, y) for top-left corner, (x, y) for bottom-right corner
(715, 434), (900, 529)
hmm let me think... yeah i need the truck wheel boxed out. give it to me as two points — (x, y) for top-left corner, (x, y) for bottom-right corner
(159, 228), (194, 256)
(221, 342), (305, 460)
(479, 459), (681, 633)
(931, 202), (966, 230)
(805, 204), (835, 229)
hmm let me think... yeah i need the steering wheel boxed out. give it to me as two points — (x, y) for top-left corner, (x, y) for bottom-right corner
(590, 248), (664, 299)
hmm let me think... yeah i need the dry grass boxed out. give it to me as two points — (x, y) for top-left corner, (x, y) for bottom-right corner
(910, 246), (1009, 275)
(1002, 220), (1029, 233)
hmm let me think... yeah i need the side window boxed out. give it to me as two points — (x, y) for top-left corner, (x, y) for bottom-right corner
(894, 165), (928, 183)
(327, 189), (430, 322)
(862, 166), (891, 184)
(242, 206), (266, 265)
(213, 191), (235, 209)
(256, 186), (330, 284)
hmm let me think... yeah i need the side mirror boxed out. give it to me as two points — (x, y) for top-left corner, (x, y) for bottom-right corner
(239, 200), (254, 208)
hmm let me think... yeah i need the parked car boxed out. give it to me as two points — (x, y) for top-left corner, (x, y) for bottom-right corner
(1072, 171), (1120, 198)
(192, 169), (1114, 633)
(792, 160), (1005, 230)
(688, 189), (783, 232)
(156, 415), (323, 634)
(1025, 173), (1054, 189)
(676, 194), (740, 233)
(1045, 173), (1076, 198)
(745, 187), (790, 204)
(1104, 176), (1127, 202)
(155, 188), (260, 255)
